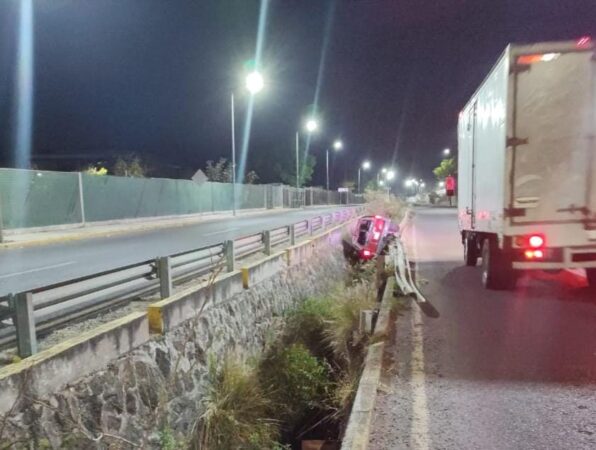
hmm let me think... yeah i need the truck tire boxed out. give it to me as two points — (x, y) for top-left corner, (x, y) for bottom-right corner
(586, 269), (596, 289)
(481, 238), (517, 290)
(464, 234), (479, 266)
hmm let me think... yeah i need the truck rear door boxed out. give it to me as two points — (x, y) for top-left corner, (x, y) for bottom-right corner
(509, 47), (595, 232)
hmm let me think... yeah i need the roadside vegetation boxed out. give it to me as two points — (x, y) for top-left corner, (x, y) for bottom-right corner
(189, 267), (379, 449)
(363, 190), (406, 223)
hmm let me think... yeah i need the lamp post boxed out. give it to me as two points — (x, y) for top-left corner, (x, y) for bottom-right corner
(326, 139), (343, 191)
(443, 148), (451, 156)
(358, 160), (371, 193)
(231, 70), (264, 216)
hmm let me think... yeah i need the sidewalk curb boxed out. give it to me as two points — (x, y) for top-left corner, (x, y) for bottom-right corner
(341, 277), (395, 450)
(0, 209), (276, 250)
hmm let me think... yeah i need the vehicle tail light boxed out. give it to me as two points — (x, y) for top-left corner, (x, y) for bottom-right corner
(362, 250), (371, 257)
(524, 249), (544, 260)
(373, 231), (381, 241)
(374, 217), (384, 231)
(528, 234), (545, 248)
(577, 36), (592, 48)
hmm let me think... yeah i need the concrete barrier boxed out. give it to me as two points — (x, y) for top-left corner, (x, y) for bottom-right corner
(148, 271), (244, 334)
(0, 311), (148, 415)
(241, 252), (287, 289)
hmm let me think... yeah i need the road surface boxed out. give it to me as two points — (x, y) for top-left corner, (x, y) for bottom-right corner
(370, 207), (596, 450)
(0, 206), (350, 296)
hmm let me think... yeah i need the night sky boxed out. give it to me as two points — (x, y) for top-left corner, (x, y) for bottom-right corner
(1, 0), (595, 186)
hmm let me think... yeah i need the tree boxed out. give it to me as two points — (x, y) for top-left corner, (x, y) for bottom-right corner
(204, 158), (259, 184)
(433, 157), (457, 181)
(274, 154), (316, 187)
(113, 154), (147, 177)
(85, 166), (108, 176)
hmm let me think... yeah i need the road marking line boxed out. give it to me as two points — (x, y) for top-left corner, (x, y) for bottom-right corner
(409, 304), (430, 450)
(203, 228), (240, 237)
(0, 261), (76, 280)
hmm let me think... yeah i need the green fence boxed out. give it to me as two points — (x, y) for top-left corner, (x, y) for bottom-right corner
(0, 168), (361, 231)
(0, 169), (82, 229)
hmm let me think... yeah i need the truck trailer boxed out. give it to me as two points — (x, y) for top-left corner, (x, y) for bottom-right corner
(458, 38), (596, 290)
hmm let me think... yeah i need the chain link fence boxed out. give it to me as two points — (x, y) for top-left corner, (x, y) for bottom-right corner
(0, 168), (363, 231)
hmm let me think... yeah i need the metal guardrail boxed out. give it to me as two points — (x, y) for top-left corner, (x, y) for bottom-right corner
(392, 238), (428, 304)
(0, 206), (364, 357)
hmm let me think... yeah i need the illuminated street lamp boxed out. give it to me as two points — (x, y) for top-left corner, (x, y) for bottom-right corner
(381, 167), (387, 174)
(443, 148), (451, 156)
(295, 117), (319, 190)
(386, 170), (396, 181)
(358, 160), (371, 193)
(245, 71), (264, 94)
(305, 118), (319, 133)
(231, 69), (264, 215)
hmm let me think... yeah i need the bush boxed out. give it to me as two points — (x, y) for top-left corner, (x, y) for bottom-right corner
(283, 296), (334, 358)
(325, 281), (377, 371)
(260, 343), (330, 427)
(193, 357), (280, 450)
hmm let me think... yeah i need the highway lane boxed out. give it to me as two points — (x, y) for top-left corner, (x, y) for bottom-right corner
(0, 206), (351, 296)
(370, 207), (596, 450)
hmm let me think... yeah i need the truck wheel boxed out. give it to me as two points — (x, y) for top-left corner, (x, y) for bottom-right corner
(464, 234), (478, 266)
(586, 269), (596, 289)
(481, 238), (517, 290)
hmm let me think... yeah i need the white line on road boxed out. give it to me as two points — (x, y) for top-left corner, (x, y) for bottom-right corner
(0, 261), (76, 280)
(203, 228), (240, 237)
(409, 304), (430, 450)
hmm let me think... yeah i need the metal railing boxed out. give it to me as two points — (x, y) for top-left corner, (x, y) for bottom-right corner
(0, 207), (364, 357)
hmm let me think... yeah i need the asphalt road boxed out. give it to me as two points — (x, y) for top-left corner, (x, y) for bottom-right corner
(0, 206), (350, 296)
(370, 207), (596, 450)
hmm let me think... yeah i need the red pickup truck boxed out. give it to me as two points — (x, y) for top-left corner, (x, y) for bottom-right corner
(352, 215), (397, 260)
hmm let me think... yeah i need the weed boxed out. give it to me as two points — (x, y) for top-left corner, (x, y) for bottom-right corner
(325, 282), (377, 370)
(192, 356), (279, 450)
(158, 426), (177, 450)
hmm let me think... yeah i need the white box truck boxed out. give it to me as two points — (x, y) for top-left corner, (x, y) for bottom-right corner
(458, 38), (596, 290)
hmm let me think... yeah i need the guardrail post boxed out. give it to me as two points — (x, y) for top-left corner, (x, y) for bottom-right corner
(157, 256), (173, 299)
(263, 230), (272, 255)
(14, 292), (37, 357)
(225, 240), (235, 272)
(307, 219), (313, 235)
(289, 224), (296, 245)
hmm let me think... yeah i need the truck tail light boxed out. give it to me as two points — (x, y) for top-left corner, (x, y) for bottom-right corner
(528, 234), (545, 248)
(362, 250), (372, 258)
(524, 249), (544, 259)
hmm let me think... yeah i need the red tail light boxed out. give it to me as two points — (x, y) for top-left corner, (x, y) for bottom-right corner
(528, 235), (545, 248)
(524, 249), (544, 260)
(362, 250), (371, 257)
(577, 36), (592, 48)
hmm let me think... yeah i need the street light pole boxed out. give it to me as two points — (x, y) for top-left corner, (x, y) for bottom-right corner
(295, 132), (300, 190)
(230, 92), (237, 216)
(326, 149), (329, 191)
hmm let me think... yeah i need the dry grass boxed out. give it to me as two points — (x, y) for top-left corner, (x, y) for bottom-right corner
(192, 356), (280, 450)
(363, 190), (406, 222)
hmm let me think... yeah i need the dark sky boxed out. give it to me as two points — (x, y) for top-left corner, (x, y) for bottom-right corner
(1, 0), (595, 186)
